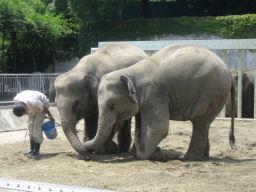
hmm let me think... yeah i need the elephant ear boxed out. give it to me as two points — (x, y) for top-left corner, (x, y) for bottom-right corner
(83, 74), (99, 99)
(120, 75), (138, 104)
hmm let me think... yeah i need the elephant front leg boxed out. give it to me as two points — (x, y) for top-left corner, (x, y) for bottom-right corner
(184, 119), (211, 161)
(133, 111), (169, 161)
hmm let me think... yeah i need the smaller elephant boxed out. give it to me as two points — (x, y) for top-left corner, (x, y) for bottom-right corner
(226, 69), (254, 118)
(84, 44), (236, 161)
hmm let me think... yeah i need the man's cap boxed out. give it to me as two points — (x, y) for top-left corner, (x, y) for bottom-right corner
(13, 103), (25, 117)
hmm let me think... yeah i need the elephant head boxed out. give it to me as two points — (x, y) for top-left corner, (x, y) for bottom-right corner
(54, 72), (98, 155)
(84, 73), (138, 151)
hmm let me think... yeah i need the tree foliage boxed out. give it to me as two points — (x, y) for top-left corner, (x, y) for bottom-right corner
(78, 14), (256, 55)
(0, 0), (74, 73)
(176, 0), (256, 16)
(69, 0), (138, 20)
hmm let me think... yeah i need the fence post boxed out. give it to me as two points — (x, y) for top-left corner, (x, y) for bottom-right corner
(219, 50), (227, 117)
(237, 50), (243, 118)
(254, 50), (256, 119)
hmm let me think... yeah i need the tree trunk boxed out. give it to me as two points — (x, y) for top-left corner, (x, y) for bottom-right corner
(11, 32), (17, 73)
(31, 49), (37, 72)
(141, 0), (151, 18)
(119, 8), (123, 20)
(1, 34), (5, 73)
(52, 49), (56, 73)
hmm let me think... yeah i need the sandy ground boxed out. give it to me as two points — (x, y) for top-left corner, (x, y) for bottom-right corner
(0, 118), (256, 192)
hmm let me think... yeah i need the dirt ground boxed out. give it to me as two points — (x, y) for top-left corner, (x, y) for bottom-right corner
(0, 118), (256, 192)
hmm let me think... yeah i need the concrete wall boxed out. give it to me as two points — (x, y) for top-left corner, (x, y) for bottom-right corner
(44, 34), (255, 73)
(0, 105), (60, 132)
(154, 34), (256, 70)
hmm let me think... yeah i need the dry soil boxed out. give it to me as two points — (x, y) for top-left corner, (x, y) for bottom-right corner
(0, 118), (256, 192)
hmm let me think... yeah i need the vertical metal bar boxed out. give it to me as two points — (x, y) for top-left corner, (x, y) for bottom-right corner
(237, 50), (243, 118)
(15, 75), (18, 93)
(39, 74), (42, 92)
(219, 50), (227, 117)
(254, 50), (256, 119)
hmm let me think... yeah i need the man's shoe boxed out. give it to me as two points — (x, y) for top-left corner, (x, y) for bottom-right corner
(31, 142), (41, 156)
(24, 140), (35, 155)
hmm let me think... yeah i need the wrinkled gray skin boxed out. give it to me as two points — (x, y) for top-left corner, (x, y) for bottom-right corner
(49, 77), (57, 103)
(84, 44), (236, 161)
(54, 43), (148, 155)
(226, 69), (255, 118)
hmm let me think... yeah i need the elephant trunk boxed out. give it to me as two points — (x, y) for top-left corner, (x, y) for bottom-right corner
(61, 121), (89, 155)
(84, 116), (113, 151)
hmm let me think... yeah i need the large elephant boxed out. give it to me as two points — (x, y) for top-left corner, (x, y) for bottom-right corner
(54, 43), (148, 155)
(84, 44), (236, 161)
(226, 69), (254, 118)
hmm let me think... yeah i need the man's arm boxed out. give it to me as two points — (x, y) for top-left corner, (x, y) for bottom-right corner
(43, 106), (55, 122)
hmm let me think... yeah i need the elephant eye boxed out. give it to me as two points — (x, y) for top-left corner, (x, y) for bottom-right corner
(72, 100), (79, 113)
(108, 101), (115, 111)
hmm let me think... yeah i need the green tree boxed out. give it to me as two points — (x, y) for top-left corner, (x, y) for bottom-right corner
(0, 0), (27, 72)
(69, 0), (138, 20)
(0, 0), (72, 72)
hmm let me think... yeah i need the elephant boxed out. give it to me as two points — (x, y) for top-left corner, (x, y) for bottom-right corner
(226, 69), (255, 118)
(49, 76), (57, 103)
(84, 44), (236, 161)
(53, 43), (148, 155)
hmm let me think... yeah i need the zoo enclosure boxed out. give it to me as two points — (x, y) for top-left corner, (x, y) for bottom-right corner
(93, 39), (256, 119)
(0, 73), (60, 103)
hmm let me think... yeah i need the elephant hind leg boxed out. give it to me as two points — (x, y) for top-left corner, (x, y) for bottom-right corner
(184, 118), (212, 161)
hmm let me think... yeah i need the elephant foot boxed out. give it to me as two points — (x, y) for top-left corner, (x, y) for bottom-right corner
(183, 151), (207, 161)
(150, 147), (167, 162)
(95, 141), (118, 154)
(130, 145), (167, 162)
(129, 144), (136, 157)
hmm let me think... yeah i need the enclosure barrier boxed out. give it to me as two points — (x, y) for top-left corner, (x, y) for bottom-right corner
(92, 39), (256, 119)
(0, 73), (60, 102)
(0, 178), (117, 192)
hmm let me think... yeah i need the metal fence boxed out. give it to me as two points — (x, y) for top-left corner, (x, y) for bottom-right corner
(0, 73), (60, 102)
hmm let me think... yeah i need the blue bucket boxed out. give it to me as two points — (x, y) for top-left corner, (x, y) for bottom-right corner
(42, 121), (57, 140)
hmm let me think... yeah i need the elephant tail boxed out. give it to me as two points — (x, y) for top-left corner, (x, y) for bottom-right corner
(229, 78), (237, 150)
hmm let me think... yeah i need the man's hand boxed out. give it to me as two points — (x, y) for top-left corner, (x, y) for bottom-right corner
(43, 106), (55, 122)
(49, 116), (55, 123)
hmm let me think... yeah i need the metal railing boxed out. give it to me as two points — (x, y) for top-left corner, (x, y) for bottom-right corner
(0, 73), (60, 102)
